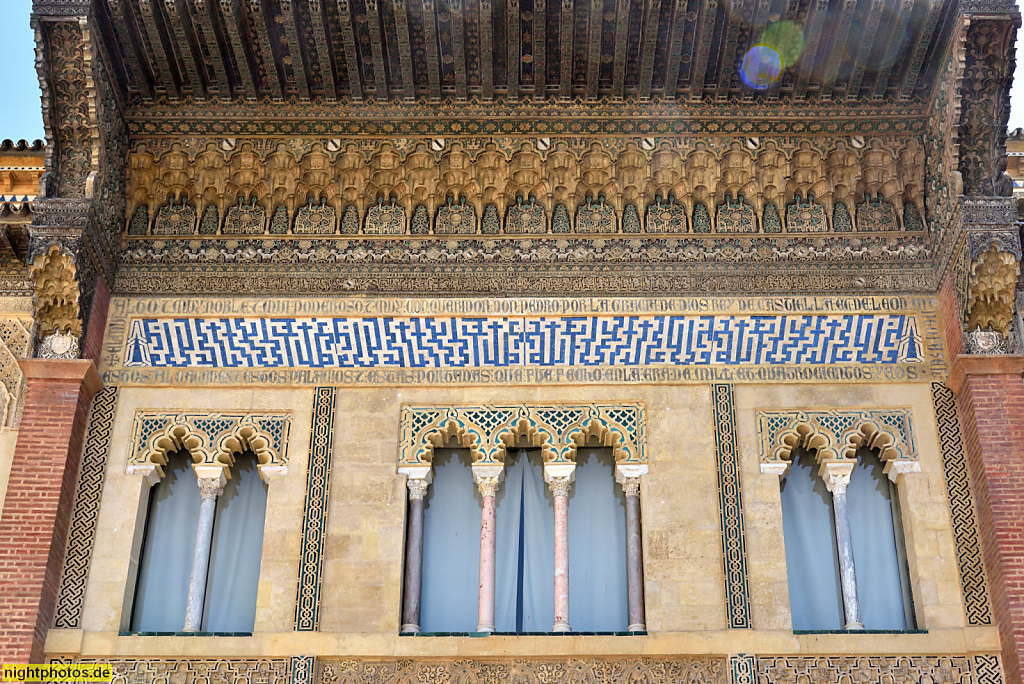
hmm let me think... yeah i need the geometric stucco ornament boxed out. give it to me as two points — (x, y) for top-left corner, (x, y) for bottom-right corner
(965, 327), (1011, 354)
(37, 331), (80, 360)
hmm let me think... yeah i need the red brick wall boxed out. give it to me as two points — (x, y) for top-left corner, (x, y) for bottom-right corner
(939, 268), (965, 360)
(81, 276), (110, 364)
(952, 355), (1024, 683)
(0, 361), (101, 663)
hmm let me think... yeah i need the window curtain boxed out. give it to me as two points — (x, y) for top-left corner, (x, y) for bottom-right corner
(780, 447), (844, 630)
(569, 448), (628, 631)
(847, 447), (915, 630)
(495, 450), (554, 632)
(420, 449), (481, 632)
(202, 450), (268, 632)
(130, 449), (201, 632)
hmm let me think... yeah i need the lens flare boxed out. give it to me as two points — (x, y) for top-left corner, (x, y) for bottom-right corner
(761, 20), (806, 66)
(740, 44), (784, 90)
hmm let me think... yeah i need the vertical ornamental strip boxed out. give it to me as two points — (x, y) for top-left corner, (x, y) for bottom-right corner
(294, 387), (337, 631)
(711, 384), (751, 629)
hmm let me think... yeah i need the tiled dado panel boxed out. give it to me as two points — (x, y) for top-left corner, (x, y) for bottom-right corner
(100, 295), (947, 386)
(49, 655), (1004, 684)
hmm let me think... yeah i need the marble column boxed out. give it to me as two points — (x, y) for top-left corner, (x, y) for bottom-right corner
(621, 476), (646, 631)
(183, 466), (226, 632)
(548, 474), (573, 632)
(474, 473), (500, 632)
(401, 477), (429, 633)
(823, 462), (863, 630)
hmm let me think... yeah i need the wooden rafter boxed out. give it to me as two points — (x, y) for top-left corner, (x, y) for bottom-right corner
(637, 0), (662, 100)
(106, 0), (153, 98)
(480, 0), (494, 99)
(612, 0), (631, 98)
(191, 0), (231, 97)
(162, 0), (205, 96)
(246, 0), (284, 99)
(585, 0), (602, 100)
(217, 0), (257, 98)
(134, 0), (177, 95)
(422, 0), (442, 99)
(558, 0), (573, 99)
(818, 0), (857, 99)
(451, 0), (468, 99)
(507, 0), (521, 99)
(364, 0), (389, 98)
(307, 0), (338, 99)
(688, 0), (716, 100)
(392, 0), (416, 100)
(335, 0), (364, 100)
(279, 0), (310, 99)
(661, 0), (687, 100)
(533, 0), (546, 99)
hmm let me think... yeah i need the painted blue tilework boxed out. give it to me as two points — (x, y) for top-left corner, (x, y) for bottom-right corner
(124, 314), (923, 368)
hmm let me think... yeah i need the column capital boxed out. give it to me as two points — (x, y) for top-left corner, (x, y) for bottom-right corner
(821, 461), (854, 496)
(18, 358), (101, 398)
(620, 477), (642, 497)
(547, 476), (572, 498)
(407, 478), (429, 500)
(472, 463), (504, 498)
(194, 465), (227, 499)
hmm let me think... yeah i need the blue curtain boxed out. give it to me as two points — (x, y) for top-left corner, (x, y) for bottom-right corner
(131, 450), (201, 632)
(495, 450), (554, 632)
(569, 448), (628, 631)
(420, 449), (481, 632)
(203, 450), (268, 632)
(848, 447), (915, 629)
(780, 447), (844, 630)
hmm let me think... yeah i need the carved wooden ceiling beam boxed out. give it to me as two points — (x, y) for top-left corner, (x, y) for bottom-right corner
(335, 0), (364, 100)
(190, 0), (231, 97)
(218, 0), (258, 99)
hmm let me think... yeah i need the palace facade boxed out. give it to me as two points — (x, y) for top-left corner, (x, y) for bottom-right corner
(0, 0), (1023, 682)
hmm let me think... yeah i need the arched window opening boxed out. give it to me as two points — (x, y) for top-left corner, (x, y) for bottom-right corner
(420, 446), (480, 632)
(130, 448), (201, 632)
(203, 449), (269, 632)
(780, 446), (843, 630)
(129, 447), (269, 633)
(569, 446), (628, 632)
(780, 444), (915, 631)
(847, 447), (915, 630)
(495, 447), (554, 633)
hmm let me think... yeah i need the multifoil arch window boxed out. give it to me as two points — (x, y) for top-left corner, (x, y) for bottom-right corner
(758, 410), (920, 631)
(397, 404), (647, 634)
(124, 411), (291, 633)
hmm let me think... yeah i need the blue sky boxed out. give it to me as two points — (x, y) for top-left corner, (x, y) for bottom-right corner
(1, 1), (1022, 140)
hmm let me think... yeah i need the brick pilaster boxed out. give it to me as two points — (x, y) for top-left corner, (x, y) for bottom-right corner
(0, 360), (101, 662)
(950, 354), (1024, 683)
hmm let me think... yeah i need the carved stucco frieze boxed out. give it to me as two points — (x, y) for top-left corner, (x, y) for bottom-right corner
(961, 196), (1021, 346)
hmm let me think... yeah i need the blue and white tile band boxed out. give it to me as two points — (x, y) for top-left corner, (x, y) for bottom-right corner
(125, 314), (923, 369)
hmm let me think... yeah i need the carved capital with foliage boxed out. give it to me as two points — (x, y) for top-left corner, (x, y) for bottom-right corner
(961, 197), (1021, 348)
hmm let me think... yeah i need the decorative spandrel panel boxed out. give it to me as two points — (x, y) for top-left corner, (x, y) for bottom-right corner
(100, 295), (946, 387)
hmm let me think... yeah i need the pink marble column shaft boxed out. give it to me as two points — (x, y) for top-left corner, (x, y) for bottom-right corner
(550, 476), (571, 632)
(476, 477), (499, 632)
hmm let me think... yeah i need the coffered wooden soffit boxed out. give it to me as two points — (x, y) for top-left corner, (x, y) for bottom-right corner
(61, 0), (962, 111)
